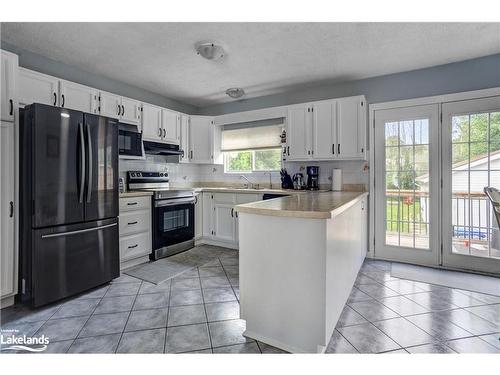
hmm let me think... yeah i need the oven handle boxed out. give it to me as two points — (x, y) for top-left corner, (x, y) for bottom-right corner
(154, 197), (196, 207)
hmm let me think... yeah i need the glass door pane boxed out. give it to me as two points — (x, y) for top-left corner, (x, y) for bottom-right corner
(374, 105), (439, 265)
(443, 97), (500, 274)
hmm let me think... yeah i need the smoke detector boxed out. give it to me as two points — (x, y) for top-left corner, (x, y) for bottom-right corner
(226, 88), (245, 99)
(195, 42), (225, 61)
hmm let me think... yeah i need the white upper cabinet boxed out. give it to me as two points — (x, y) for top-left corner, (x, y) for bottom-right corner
(142, 103), (163, 142)
(120, 96), (142, 127)
(286, 96), (366, 161)
(1, 51), (18, 122)
(312, 100), (337, 159)
(162, 108), (180, 144)
(99, 91), (121, 119)
(180, 114), (190, 163)
(336, 96), (366, 159)
(18, 68), (59, 108)
(287, 104), (312, 160)
(189, 116), (214, 164)
(59, 79), (98, 114)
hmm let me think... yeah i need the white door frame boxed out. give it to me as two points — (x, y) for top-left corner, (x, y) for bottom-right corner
(373, 104), (440, 266)
(442, 96), (500, 274)
(368, 87), (500, 264)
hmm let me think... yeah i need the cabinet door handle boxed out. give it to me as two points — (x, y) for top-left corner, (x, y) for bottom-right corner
(117, 104), (121, 115)
(127, 202), (138, 206)
(127, 221), (138, 225)
(9, 201), (14, 218)
(231, 208), (234, 217)
(308, 150), (311, 155)
(61, 94), (65, 107)
(163, 129), (166, 138)
(9, 99), (13, 116)
(190, 150), (193, 159)
(122, 105), (125, 116)
(128, 244), (138, 249)
(235, 211), (239, 218)
(53, 92), (57, 106)
(158, 127), (162, 137)
(332, 144), (335, 154)
(287, 146), (290, 156)
(338, 143), (341, 154)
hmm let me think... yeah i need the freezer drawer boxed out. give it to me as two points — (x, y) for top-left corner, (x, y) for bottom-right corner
(28, 218), (119, 307)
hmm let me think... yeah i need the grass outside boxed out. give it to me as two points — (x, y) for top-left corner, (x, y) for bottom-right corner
(386, 197), (428, 233)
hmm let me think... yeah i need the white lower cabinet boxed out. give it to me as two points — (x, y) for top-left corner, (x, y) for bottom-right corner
(119, 196), (152, 268)
(194, 193), (203, 240)
(198, 192), (262, 248)
(1, 121), (17, 302)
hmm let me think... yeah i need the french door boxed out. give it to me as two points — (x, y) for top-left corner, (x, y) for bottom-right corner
(374, 105), (440, 265)
(442, 96), (500, 274)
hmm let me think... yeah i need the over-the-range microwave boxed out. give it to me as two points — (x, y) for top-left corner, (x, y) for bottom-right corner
(118, 123), (144, 158)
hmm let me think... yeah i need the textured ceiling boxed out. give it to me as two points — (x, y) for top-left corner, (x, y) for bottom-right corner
(2, 22), (500, 107)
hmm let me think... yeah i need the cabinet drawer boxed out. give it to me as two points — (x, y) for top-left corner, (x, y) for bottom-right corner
(212, 193), (236, 204)
(236, 193), (262, 204)
(119, 232), (151, 262)
(119, 210), (151, 236)
(119, 196), (151, 212)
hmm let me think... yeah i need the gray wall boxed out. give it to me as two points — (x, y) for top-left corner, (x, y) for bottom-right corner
(199, 53), (500, 116)
(1, 41), (198, 114)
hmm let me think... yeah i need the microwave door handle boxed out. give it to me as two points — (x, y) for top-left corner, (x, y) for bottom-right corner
(85, 123), (93, 203)
(78, 123), (86, 203)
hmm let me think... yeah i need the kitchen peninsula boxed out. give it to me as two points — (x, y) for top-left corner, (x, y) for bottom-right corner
(235, 192), (368, 353)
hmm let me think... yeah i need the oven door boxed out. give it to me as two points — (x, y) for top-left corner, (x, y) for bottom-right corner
(153, 197), (195, 257)
(118, 128), (143, 157)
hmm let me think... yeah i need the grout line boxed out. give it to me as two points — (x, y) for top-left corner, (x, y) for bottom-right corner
(114, 281), (143, 353)
(198, 262), (214, 351)
(163, 277), (173, 353)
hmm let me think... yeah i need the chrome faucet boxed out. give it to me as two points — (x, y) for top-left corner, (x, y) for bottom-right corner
(264, 172), (272, 189)
(239, 175), (253, 189)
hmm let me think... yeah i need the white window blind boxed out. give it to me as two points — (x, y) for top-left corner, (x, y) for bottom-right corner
(221, 118), (284, 152)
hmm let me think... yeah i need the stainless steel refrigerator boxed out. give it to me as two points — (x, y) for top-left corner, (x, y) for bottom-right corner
(19, 103), (120, 307)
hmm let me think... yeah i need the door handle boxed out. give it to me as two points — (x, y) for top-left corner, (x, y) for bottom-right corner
(190, 150), (193, 159)
(41, 222), (117, 238)
(61, 94), (65, 107)
(9, 201), (13, 218)
(127, 221), (138, 225)
(117, 104), (121, 116)
(231, 208), (234, 217)
(163, 128), (166, 138)
(158, 127), (162, 137)
(338, 143), (340, 154)
(287, 146), (290, 156)
(53, 92), (57, 106)
(9, 99), (13, 116)
(85, 123), (93, 203)
(332, 144), (335, 154)
(78, 123), (86, 204)
(121, 105), (125, 116)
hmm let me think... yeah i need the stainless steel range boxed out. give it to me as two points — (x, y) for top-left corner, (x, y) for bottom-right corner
(127, 171), (195, 260)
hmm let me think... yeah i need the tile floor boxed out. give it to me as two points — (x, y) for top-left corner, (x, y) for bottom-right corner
(1, 249), (499, 354)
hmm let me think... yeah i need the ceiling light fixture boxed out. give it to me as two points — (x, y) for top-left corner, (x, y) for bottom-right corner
(195, 42), (225, 61)
(225, 88), (245, 99)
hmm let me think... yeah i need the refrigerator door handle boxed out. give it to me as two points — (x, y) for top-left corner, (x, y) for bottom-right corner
(85, 123), (93, 203)
(78, 123), (86, 203)
(41, 222), (117, 239)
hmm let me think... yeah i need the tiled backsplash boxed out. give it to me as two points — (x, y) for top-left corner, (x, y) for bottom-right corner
(119, 156), (369, 191)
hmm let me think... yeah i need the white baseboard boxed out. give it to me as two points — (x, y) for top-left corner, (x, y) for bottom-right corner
(243, 329), (325, 354)
(120, 255), (150, 271)
(195, 238), (238, 250)
(1, 295), (15, 308)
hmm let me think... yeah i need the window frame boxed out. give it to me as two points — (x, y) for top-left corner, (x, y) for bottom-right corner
(223, 147), (282, 174)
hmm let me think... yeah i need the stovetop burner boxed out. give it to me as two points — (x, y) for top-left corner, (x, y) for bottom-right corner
(126, 171), (194, 200)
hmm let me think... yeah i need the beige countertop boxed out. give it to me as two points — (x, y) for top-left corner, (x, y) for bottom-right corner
(234, 191), (368, 219)
(119, 191), (154, 198)
(192, 187), (320, 195)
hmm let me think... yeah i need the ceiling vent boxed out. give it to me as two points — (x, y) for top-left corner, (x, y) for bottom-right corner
(195, 42), (225, 61)
(226, 88), (245, 99)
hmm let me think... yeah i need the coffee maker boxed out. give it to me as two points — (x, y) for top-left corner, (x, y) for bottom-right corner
(306, 166), (320, 190)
